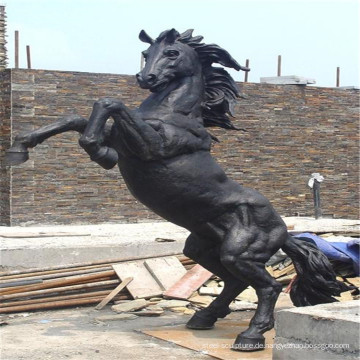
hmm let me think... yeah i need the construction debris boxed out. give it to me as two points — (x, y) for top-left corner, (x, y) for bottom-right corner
(95, 277), (133, 310)
(144, 257), (187, 290)
(1, 234), (358, 318)
(229, 301), (257, 311)
(163, 264), (213, 300)
(111, 298), (149, 313)
(0, 255), (194, 314)
(156, 299), (190, 309)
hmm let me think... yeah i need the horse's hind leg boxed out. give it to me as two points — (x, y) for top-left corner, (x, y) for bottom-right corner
(183, 233), (248, 329)
(220, 222), (285, 351)
(5, 115), (88, 166)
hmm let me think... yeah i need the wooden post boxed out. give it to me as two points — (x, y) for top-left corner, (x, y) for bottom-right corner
(336, 67), (340, 87)
(244, 59), (249, 82)
(15, 30), (19, 68)
(26, 45), (31, 69)
(277, 55), (281, 76)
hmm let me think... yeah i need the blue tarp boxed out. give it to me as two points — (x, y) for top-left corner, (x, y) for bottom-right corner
(291, 232), (360, 276)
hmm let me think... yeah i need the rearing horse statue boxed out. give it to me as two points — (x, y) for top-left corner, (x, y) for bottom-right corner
(6, 29), (349, 351)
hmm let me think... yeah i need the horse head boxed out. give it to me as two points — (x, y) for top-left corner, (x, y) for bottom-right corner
(137, 29), (250, 129)
(136, 29), (200, 93)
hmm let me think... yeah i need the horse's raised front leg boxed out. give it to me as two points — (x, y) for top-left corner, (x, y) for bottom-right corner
(5, 115), (88, 166)
(183, 233), (248, 330)
(80, 97), (164, 162)
(79, 98), (119, 169)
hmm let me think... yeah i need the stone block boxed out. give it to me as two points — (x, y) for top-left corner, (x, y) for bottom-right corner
(273, 300), (360, 359)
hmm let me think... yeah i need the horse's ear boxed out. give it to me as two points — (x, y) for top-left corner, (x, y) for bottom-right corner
(165, 28), (180, 44)
(139, 30), (154, 45)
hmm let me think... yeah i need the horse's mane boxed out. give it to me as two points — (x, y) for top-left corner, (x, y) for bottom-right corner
(157, 29), (247, 130)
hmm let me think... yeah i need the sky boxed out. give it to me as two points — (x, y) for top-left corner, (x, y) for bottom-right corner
(4, 0), (360, 87)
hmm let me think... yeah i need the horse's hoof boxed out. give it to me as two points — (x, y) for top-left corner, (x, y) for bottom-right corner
(90, 147), (118, 170)
(4, 150), (29, 166)
(186, 312), (216, 330)
(231, 334), (265, 352)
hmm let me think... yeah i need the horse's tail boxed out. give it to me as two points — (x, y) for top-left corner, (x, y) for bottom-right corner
(281, 235), (352, 306)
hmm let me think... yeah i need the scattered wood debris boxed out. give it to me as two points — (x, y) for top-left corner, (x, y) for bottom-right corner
(163, 264), (213, 300)
(113, 262), (163, 299)
(144, 257), (187, 291)
(0, 255), (194, 314)
(1, 248), (358, 318)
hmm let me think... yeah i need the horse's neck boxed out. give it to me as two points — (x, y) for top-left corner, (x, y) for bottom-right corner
(139, 74), (204, 118)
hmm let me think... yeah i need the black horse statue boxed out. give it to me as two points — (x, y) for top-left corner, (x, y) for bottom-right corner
(5, 29), (350, 351)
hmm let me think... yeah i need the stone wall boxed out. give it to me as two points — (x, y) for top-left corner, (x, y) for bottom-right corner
(0, 69), (358, 226)
(0, 70), (11, 225)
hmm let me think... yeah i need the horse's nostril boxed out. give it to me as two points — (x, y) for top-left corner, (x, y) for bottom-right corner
(146, 74), (157, 83)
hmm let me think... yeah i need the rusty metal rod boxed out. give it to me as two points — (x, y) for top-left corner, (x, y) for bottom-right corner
(0, 279), (120, 301)
(277, 55), (281, 76)
(0, 252), (184, 278)
(26, 45), (31, 69)
(15, 30), (19, 68)
(0, 266), (113, 285)
(0, 290), (130, 308)
(0, 294), (128, 314)
(336, 67), (340, 87)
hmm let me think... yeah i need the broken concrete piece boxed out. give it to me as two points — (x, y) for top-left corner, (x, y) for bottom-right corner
(130, 307), (164, 316)
(236, 287), (258, 303)
(169, 306), (189, 313)
(111, 298), (148, 313)
(156, 299), (190, 309)
(183, 308), (195, 315)
(230, 300), (257, 311)
(188, 294), (214, 307)
(335, 290), (355, 302)
(149, 297), (163, 302)
(204, 279), (219, 288)
(95, 313), (138, 322)
(199, 286), (223, 296)
(345, 277), (360, 288)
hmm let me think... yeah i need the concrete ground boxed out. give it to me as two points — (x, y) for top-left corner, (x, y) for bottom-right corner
(1, 306), (211, 360)
(0, 294), (294, 360)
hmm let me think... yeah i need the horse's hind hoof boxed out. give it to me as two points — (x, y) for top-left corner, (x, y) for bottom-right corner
(186, 312), (216, 330)
(4, 150), (29, 166)
(231, 334), (265, 352)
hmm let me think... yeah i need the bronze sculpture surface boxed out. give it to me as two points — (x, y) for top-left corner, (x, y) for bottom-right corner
(5, 29), (350, 351)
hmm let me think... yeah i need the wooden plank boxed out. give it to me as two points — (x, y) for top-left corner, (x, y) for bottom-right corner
(112, 261), (163, 299)
(144, 256), (187, 290)
(95, 277), (133, 310)
(273, 264), (295, 278)
(163, 264), (213, 300)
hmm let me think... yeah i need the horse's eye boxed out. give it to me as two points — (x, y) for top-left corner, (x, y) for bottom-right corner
(142, 51), (148, 61)
(164, 50), (179, 58)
